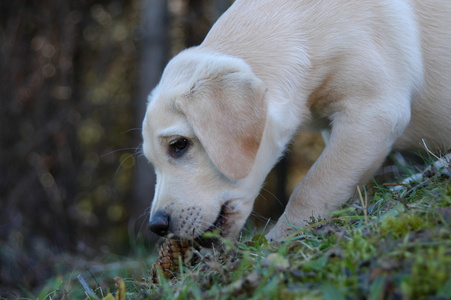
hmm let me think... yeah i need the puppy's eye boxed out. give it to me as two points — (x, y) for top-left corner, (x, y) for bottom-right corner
(169, 138), (189, 158)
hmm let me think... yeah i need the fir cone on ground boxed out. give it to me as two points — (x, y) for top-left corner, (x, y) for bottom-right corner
(150, 239), (196, 283)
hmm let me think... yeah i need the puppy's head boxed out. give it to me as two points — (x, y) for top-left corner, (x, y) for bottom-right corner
(142, 49), (267, 240)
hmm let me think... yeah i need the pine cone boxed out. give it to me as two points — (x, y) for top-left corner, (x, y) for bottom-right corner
(150, 239), (195, 283)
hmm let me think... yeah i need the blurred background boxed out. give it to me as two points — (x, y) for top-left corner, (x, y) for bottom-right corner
(0, 0), (323, 296)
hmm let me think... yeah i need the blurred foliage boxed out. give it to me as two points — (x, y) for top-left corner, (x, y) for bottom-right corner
(0, 0), (140, 294)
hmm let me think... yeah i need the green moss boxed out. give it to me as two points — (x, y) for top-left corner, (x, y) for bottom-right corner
(342, 229), (377, 263)
(400, 246), (451, 298)
(380, 213), (429, 239)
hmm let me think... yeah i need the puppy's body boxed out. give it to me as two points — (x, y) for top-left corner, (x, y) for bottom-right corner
(143, 0), (451, 240)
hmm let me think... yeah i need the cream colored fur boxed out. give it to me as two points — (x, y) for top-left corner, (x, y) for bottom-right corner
(142, 0), (451, 241)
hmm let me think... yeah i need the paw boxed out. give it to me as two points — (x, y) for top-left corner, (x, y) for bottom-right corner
(265, 217), (299, 242)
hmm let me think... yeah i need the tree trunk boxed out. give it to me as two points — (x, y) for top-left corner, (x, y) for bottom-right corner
(132, 0), (169, 243)
(215, 0), (230, 17)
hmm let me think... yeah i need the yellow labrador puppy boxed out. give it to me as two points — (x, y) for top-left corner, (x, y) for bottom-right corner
(142, 0), (451, 241)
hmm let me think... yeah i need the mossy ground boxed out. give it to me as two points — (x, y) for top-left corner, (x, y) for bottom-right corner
(36, 159), (451, 300)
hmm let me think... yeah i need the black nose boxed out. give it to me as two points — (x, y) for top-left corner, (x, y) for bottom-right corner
(148, 212), (170, 237)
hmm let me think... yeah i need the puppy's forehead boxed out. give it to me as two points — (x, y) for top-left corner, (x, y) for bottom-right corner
(145, 93), (192, 138)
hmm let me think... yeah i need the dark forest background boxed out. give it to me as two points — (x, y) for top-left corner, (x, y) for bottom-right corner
(0, 0), (323, 296)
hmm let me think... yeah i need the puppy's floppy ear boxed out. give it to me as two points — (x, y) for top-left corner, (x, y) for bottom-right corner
(176, 69), (266, 180)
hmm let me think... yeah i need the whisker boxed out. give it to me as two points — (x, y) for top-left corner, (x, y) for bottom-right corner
(122, 127), (142, 134)
(134, 142), (144, 153)
(136, 207), (151, 223)
(132, 207), (151, 236)
(260, 187), (285, 208)
(114, 153), (136, 177)
(250, 211), (271, 223)
(101, 147), (142, 158)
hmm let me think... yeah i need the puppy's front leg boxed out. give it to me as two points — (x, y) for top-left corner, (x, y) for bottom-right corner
(266, 98), (411, 240)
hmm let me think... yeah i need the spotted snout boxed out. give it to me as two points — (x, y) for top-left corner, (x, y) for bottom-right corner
(148, 205), (208, 239)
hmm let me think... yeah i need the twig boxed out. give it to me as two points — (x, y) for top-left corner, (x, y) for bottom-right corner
(395, 195), (410, 209)
(422, 139), (440, 160)
(77, 274), (99, 300)
(357, 185), (368, 224)
(382, 183), (410, 187)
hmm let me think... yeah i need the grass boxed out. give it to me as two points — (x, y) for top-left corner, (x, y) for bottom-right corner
(35, 156), (451, 300)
